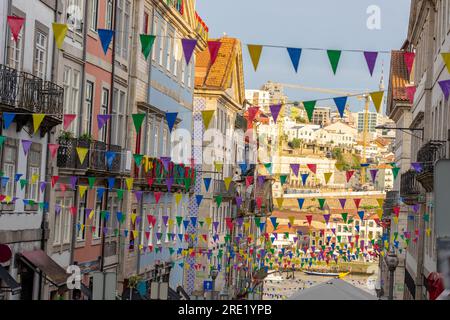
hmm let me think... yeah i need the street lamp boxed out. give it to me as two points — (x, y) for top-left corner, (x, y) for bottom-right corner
(385, 247), (399, 300)
(210, 266), (219, 300)
(375, 125), (424, 140)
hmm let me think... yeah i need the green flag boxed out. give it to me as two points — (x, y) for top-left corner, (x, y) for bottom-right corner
(133, 154), (143, 167)
(116, 189), (124, 200)
(280, 174), (288, 185)
(318, 198), (326, 210)
(140, 34), (156, 59)
(341, 212), (348, 223)
(327, 50), (342, 74)
(215, 195), (223, 208)
(0, 136), (5, 148)
(88, 177), (96, 189)
(303, 101), (316, 122)
(132, 113), (146, 132)
(19, 179), (27, 190)
(392, 167), (400, 179)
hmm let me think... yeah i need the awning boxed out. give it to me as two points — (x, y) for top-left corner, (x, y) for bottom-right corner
(19, 250), (68, 287)
(0, 265), (21, 295)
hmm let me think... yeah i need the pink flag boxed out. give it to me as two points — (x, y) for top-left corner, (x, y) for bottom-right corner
(247, 106), (260, 123)
(48, 144), (59, 159)
(208, 40), (222, 65)
(307, 164), (317, 174)
(406, 86), (416, 104)
(7, 16), (25, 43)
(404, 52), (415, 75)
(63, 114), (76, 130)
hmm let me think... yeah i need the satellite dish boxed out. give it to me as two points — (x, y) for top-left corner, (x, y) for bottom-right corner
(0, 244), (12, 263)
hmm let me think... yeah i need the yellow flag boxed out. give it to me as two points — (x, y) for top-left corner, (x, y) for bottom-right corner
(76, 147), (89, 164)
(132, 230), (138, 239)
(288, 216), (295, 225)
(441, 53), (450, 73)
(131, 213), (137, 224)
(247, 44), (263, 71)
(5, 195), (11, 204)
(426, 228), (431, 236)
(224, 177), (232, 191)
(125, 178), (134, 191)
(205, 217), (212, 227)
(32, 114), (45, 134)
(175, 193), (182, 205)
(276, 197), (284, 208)
(52, 23), (68, 49)
(31, 173), (39, 184)
(201, 110), (215, 129)
(139, 244), (143, 252)
(168, 219), (173, 227)
(323, 172), (333, 184)
(89, 210), (95, 220)
(376, 198), (384, 207)
(335, 163), (344, 171)
(214, 161), (223, 172)
(81, 224), (85, 232)
(79, 185), (88, 198)
(377, 208), (383, 219)
(393, 216), (399, 224)
(370, 91), (384, 113)
(244, 222), (250, 230)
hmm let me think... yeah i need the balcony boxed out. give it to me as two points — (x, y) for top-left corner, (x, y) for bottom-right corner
(57, 138), (128, 175)
(416, 140), (447, 192)
(235, 114), (247, 130)
(135, 157), (194, 193)
(400, 170), (420, 205)
(213, 179), (237, 199)
(0, 64), (63, 134)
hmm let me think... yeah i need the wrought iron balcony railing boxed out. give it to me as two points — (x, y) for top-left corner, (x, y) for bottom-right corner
(213, 179), (237, 199)
(57, 138), (125, 174)
(0, 64), (63, 125)
(417, 140), (447, 173)
(400, 170), (420, 205)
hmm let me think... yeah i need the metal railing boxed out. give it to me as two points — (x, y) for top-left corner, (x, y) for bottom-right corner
(400, 170), (420, 198)
(417, 140), (447, 173)
(0, 64), (63, 121)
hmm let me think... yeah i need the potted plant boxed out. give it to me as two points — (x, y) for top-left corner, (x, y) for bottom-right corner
(58, 130), (73, 144)
(79, 132), (93, 144)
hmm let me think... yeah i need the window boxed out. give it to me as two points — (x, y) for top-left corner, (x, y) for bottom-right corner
(162, 127), (168, 156)
(154, 121), (160, 157)
(1, 138), (17, 203)
(111, 88), (126, 146)
(63, 66), (81, 134)
(144, 114), (154, 154)
(7, 15), (24, 71)
(83, 81), (94, 135)
(67, 0), (84, 34)
(105, 0), (113, 30)
(77, 195), (87, 241)
(34, 31), (48, 79)
(152, 14), (159, 61)
(93, 196), (103, 239)
(187, 59), (193, 88)
(165, 207), (172, 243)
(129, 208), (137, 251)
(107, 194), (121, 236)
(26, 143), (42, 205)
(143, 11), (149, 34)
(54, 199), (63, 245)
(54, 196), (73, 245)
(166, 25), (174, 72)
(90, 0), (98, 31)
(100, 88), (109, 142)
(173, 35), (180, 77)
(157, 206), (163, 245)
(115, 0), (131, 59)
(159, 20), (166, 66)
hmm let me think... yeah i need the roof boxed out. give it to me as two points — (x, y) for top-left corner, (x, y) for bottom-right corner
(195, 37), (245, 104)
(387, 50), (410, 112)
(288, 278), (377, 300)
(20, 250), (69, 286)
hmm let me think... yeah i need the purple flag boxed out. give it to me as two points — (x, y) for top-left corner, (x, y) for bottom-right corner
(134, 190), (143, 202)
(331, 228), (336, 235)
(438, 79), (450, 100)
(339, 198), (347, 209)
(290, 164), (300, 177)
(22, 140), (32, 156)
(213, 221), (219, 232)
(181, 39), (197, 65)
(370, 169), (378, 183)
(166, 176), (174, 192)
(55, 204), (61, 215)
(39, 181), (47, 193)
(160, 156), (171, 171)
(69, 176), (78, 190)
(411, 162), (422, 172)
(235, 196), (242, 208)
(97, 114), (111, 130)
(363, 51), (378, 76)
(323, 214), (330, 225)
(269, 104), (282, 123)
(257, 175), (265, 186)
(85, 208), (92, 219)
(237, 217), (243, 226)
(413, 204), (420, 213)
(162, 215), (169, 226)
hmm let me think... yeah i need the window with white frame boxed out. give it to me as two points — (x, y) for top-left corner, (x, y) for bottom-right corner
(54, 195), (73, 245)
(54, 199), (63, 245)
(159, 20), (166, 66)
(93, 196), (103, 239)
(66, 0), (84, 34)
(166, 25), (174, 72)
(1, 138), (17, 201)
(26, 143), (41, 204)
(181, 54), (186, 85)
(154, 121), (160, 157)
(34, 30), (48, 79)
(63, 66), (81, 134)
(144, 114), (154, 155)
(63, 196), (73, 244)
(162, 127), (168, 156)
(77, 195), (87, 240)
(111, 88), (126, 147)
(173, 36), (180, 77)
(105, 0), (113, 30)
(7, 16), (24, 71)
(147, 204), (155, 247)
(90, 0), (98, 31)
(83, 81), (94, 135)
(115, 0), (131, 59)
(99, 88), (109, 142)
(165, 206), (172, 243)
(152, 14), (159, 61)
(107, 193), (121, 236)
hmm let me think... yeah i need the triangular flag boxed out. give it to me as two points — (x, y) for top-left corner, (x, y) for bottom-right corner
(97, 114), (111, 130)
(32, 114), (45, 134)
(48, 144), (59, 159)
(175, 193), (182, 206)
(276, 197), (284, 209)
(392, 167), (400, 180)
(201, 110), (215, 129)
(370, 91), (384, 113)
(247, 107), (259, 123)
(346, 170), (355, 182)
(76, 147), (88, 164)
(287, 48), (302, 73)
(269, 104), (282, 123)
(438, 80), (450, 100)
(79, 185), (88, 198)
(63, 114), (76, 130)
(327, 50), (342, 75)
(279, 175), (288, 185)
(363, 51), (378, 76)
(307, 164), (317, 174)
(97, 29), (114, 55)
(133, 154), (143, 167)
(132, 113), (146, 132)
(297, 198), (305, 209)
(290, 164), (300, 177)
(154, 191), (162, 204)
(441, 53), (450, 73)
(181, 39), (197, 65)
(52, 23), (68, 49)
(301, 173), (309, 186)
(22, 140), (32, 156)
(333, 97), (347, 118)
(318, 198), (326, 210)
(247, 44), (263, 71)
(7, 16), (25, 42)
(208, 41), (222, 65)
(341, 213), (348, 224)
(105, 151), (116, 169)
(370, 169), (378, 183)
(140, 34), (156, 59)
(358, 211), (365, 221)
(404, 52), (415, 75)
(405, 86), (416, 104)
(214, 161), (223, 172)
(3, 112), (16, 129)
(306, 215), (313, 226)
(215, 195), (223, 208)
(303, 101), (316, 122)
(224, 177), (232, 191)
(165, 112), (178, 132)
(203, 178), (212, 192)
(354, 198), (362, 209)
(195, 195), (203, 206)
(125, 178), (134, 191)
(339, 198), (347, 209)
(323, 172), (332, 184)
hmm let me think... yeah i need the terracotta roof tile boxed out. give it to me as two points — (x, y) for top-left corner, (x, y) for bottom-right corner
(389, 50), (410, 102)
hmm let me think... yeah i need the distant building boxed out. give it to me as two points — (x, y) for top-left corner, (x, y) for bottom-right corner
(311, 107), (331, 127)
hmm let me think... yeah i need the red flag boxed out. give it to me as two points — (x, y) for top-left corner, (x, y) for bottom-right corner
(393, 206), (400, 217)
(147, 177), (154, 188)
(226, 217), (233, 230)
(51, 176), (59, 188)
(346, 170), (354, 182)
(60, 183), (67, 194)
(246, 176), (254, 187)
(354, 198), (361, 209)
(247, 106), (260, 123)
(7, 16), (25, 43)
(207, 40), (222, 65)
(306, 215), (313, 226)
(63, 114), (76, 130)
(307, 164), (317, 174)
(256, 197), (262, 209)
(404, 52), (415, 75)
(154, 191), (162, 204)
(70, 206), (77, 216)
(48, 144), (59, 160)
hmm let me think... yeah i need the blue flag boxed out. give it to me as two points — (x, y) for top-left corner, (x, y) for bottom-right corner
(97, 187), (105, 200)
(239, 162), (247, 173)
(107, 177), (115, 190)
(97, 29), (114, 55)
(203, 178), (211, 192)
(105, 151), (116, 169)
(297, 198), (305, 209)
(165, 112), (178, 132)
(3, 112), (16, 129)
(333, 96), (348, 118)
(287, 47), (302, 73)
(195, 195), (203, 206)
(358, 211), (365, 221)
(183, 220), (190, 230)
(301, 173), (309, 186)
(190, 217), (197, 227)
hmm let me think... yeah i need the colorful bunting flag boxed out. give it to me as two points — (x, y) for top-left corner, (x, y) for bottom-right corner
(269, 104), (282, 123)
(303, 101), (316, 122)
(140, 34), (156, 59)
(201, 110), (215, 129)
(247, 44), (263, 71)
(287, 47), (302, 73)
(7, 16), (25, 43)
(327, 50), (342, 75)
(208, 40), (222, 65)
(363, 51), (378, 76)
(97, 29), (114, 55)
(52, 23), (68, 49)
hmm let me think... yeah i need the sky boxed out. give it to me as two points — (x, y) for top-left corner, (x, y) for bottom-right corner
(196, 0), (411, 113)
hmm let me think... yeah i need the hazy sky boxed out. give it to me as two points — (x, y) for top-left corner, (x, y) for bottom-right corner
(196, 0), (411, 113)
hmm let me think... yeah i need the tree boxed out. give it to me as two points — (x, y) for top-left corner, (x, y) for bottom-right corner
(289, 138), (302, 149)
